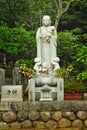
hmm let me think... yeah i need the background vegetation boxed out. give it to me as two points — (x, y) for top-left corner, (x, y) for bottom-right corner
(0, 0), (87, 89)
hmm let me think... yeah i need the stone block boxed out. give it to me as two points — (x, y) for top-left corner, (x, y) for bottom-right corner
(1, 85), (23, 102)
(0, 68), (5, 86)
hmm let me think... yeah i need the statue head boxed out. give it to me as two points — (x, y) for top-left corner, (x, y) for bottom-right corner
(42, 15), (51, 26)
(14, 61), (20, 67)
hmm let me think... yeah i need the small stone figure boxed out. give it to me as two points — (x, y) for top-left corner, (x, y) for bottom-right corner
(51, 57), (60, 73)
(13, 61), (21, 85)
(42, 63), (48, 73)
(34, 58), (41, 73)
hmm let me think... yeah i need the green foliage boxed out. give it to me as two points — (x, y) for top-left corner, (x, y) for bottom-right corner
(0, 23), (27, 54)
(64, 76), (86, 93)
(60, 0), (87, 33)
(58, 31), (78, 44)
(75, 44), (87, 82)
(76, 45), (87, 67)
(57, 30), (78, 66)
(0, 23), (36, 67)
(19, 59), (34, 68)
(57, 29), (87, 87)
(77, 70), (87, 81)
(0, 0), (87, 89)
(20, 64), (35, 78)
(0, 0), (56, 29)
(55, 65), (73, 78)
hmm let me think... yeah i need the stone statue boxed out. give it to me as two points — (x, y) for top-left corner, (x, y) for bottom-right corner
(29, 16), (64, 101)
(13, 61), (21, 85)
(34, 15), (60, 73)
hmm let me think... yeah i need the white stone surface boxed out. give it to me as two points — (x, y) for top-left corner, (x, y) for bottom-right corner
(28, 78), (64, 101)
(1, 85), (23, 102)
(34, 15), (60, 73)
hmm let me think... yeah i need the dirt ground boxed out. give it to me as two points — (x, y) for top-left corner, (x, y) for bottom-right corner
(2, 128), (87, 130)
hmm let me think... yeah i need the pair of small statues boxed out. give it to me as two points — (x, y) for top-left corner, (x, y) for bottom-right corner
(34, 15), (60, 74)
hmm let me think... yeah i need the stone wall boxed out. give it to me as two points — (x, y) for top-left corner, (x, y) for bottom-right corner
(0, 101), (87, 130)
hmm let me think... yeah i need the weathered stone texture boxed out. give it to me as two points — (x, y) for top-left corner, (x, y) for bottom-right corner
(0, 102), (11, 111)
(45, 119), (57, 129)
(40, 102), (52, 111)
(84, 119), (87, 127)
(2, 111), (16, 123)
(9, 122), (21, 129)
(33, 121), (45, 129)
(17, 110), (28, 121)
(72, 119), (83, 128)
(76, 111), (87, 120)
(63, 112), (75, 120)
(0, 101), (87, 129)
(20, 119), (32, 128)
(58, 118), (71, 128)
(60, 101), (73, 112)
(29, 111), (39, 121)
(40, 112), (51, 122)
(52, 111), (62, 121)
(29, 102), (41, 111)
(52, 101), (61, 111)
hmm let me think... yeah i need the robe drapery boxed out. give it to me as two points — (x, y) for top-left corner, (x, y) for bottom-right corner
(36, 25), (57, 72)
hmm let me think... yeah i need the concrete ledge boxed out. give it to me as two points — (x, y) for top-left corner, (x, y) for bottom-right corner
(0, 101), (87, 111)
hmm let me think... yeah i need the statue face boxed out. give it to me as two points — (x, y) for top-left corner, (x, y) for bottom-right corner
(42, 16), (51, 26)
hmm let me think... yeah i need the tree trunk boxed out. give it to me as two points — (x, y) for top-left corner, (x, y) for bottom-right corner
(54, 0), (73, 30)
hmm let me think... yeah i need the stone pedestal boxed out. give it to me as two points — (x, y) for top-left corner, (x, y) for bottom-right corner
(28, 74), (64, 101)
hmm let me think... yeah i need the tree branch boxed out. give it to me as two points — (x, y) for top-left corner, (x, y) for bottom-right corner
(58, 0), (63, 15)
(54, 0), (74, 29)
(62, 0), (72, 14)
(17, 16), (31, 28)
(54, 0), (59, 10)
